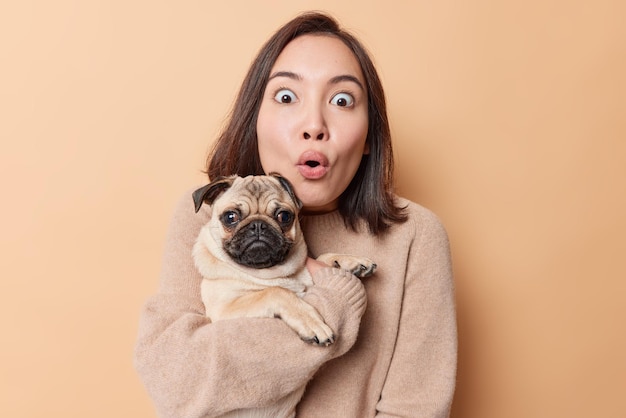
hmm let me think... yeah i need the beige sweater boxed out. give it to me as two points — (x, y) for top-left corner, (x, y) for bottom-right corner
(134, 191), (457, 418)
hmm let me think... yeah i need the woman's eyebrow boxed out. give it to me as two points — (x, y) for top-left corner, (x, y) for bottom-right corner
(268, 71), (301, 81)
(268, 71), (364, 91)
(329, 74), (364, 91)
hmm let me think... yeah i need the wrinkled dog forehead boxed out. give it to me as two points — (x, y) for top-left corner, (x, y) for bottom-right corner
(215, 176), (295, 214)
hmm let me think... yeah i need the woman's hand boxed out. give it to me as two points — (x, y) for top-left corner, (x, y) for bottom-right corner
(306, 257), (327, 277)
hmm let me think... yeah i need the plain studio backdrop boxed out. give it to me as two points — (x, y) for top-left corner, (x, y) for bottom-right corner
(1, 1), (624, 417)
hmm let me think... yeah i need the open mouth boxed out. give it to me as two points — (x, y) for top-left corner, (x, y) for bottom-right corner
(297, 150), (329, 179)
(298, 150), (328, 167)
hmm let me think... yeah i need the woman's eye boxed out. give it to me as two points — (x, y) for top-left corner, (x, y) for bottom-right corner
(330, 92), (354, 107)
(274, 89), (297, 104)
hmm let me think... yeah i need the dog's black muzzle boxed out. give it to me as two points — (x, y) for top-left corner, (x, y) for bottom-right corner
(225, 220), (293, 269)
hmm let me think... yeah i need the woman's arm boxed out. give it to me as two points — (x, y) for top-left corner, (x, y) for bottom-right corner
(375, 209), (458, 418)
(134, 192), (366, 418)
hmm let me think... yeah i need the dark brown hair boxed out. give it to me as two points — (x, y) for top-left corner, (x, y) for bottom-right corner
(207, 11), (407, 235)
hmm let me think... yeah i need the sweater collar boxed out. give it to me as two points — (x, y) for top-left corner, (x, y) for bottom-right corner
(300, 210), (345, 233)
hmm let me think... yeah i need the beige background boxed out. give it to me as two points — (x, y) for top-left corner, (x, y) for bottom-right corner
(1, 1), (624, 417)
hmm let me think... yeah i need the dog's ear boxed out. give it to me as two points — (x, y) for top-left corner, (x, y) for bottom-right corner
(192, 176), (236, 213)
(269, 172), (302, 210)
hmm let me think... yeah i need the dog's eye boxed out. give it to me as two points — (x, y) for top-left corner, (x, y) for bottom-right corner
(275, 210), (293, 227)
(222, 211), (240, 227)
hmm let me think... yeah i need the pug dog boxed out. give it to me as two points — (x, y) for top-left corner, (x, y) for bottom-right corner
(191, 173), (376, 418)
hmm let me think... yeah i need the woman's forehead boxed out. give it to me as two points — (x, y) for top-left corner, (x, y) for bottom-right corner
(270, 35), (364, 85)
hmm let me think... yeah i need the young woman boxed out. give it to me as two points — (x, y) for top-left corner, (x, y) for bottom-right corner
(135, 11), (457, 418)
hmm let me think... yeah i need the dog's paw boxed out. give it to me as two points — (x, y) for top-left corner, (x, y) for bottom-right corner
(279, 299), (335, 346)
(302, 333), (335, 347)
(298, 316), (335, 347)
(316, 253), (377, 278)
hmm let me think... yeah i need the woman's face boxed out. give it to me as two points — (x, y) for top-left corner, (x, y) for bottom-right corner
(256, 34), (369, 213)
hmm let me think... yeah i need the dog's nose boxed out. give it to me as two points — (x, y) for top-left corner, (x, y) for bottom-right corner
(248, 220), (267, 235)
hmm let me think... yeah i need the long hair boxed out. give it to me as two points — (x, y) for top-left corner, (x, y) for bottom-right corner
(207, 11), (407, 235)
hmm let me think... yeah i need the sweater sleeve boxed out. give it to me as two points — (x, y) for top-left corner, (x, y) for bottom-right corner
(376, 208), (458, 418)
(133, 192), (367, 418)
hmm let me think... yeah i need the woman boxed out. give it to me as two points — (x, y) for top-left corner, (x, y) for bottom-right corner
(135, 11), (457, 418)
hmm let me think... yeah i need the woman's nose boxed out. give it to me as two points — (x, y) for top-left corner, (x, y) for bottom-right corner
(303, 131), (324, 140)
(302, 106), (328, 140)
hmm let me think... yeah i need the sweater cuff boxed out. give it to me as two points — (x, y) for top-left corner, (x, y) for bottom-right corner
(311, 267), (367, 312)
(302, 267), (367, 357)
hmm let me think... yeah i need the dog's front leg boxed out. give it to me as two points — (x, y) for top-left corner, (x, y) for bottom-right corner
(221, 287), (335, 346)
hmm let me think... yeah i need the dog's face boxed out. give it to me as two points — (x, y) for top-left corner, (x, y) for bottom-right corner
(193, 174), (305, 271)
